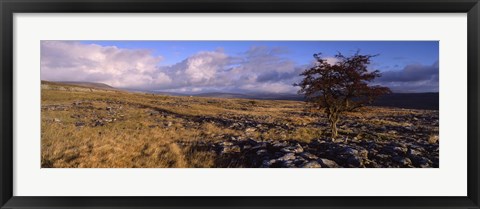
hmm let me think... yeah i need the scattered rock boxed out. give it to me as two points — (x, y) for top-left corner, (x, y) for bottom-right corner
(93, 120), (105, 127)
(407, 148), (422, 156)
(318, 158), (340, 168)
(358, 149), (369, 159)
(262, 159), (276, 167)
(393, 146), (408, 155)
(392, 156), (412, 166)
(388, 130), (398, 134)
(347, 156), (362, 167)
(256, 149), (268, 155)
(281, 144), (304, 153)
(300, 152), (318, 160)
(149, 110), (160, 116)
(410, 156), (431, 167)
(272, 141), (288, 147)
(277, 153), (296, 161)
(42, 104), (69, 111)
(302, 161), (322, 168)
(282, 160), (297, 168)
(75, 121), (85, 127)
(220, 141), (234, 146)
(341, 147), (358, 156)
(221, 145), (241, 154)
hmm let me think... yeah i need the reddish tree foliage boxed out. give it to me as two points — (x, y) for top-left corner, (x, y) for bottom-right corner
(295, 52), (391, 139)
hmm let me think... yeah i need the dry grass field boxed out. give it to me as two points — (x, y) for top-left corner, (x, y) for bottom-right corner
(41, 81), (439, 168)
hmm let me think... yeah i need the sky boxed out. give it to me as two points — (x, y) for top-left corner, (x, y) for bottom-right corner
(41, 41), (439, 94)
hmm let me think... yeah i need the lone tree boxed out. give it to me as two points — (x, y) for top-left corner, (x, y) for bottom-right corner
(295, 52), (391, 139)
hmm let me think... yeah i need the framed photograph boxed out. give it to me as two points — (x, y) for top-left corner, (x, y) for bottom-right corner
(1, 0), (479, 208)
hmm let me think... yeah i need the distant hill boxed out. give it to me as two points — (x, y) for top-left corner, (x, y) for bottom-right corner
(41, 81), (438, 110)
(42, 81), (117, 91)
(191, 92), (302, 101)
(146, 91), (191, 97)
(372, 92), (439, 110)
(186, 92), (439, 110)
(195, 92), (251, 99)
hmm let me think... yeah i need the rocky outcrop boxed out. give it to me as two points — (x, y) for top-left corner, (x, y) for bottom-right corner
(203, 137), (439, 168)
(42, 97), (439, 168)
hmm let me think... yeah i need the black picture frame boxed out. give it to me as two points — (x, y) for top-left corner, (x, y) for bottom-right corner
(1, 0), (479, 208)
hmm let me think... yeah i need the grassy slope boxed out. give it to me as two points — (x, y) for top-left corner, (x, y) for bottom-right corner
(41, 82), (438, 168)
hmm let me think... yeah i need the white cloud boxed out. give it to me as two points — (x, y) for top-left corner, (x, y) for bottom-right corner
(41, 42), (304, 94)
(155, 46), (302, 93)
(41, 41), (171, 89)
(240, 82), (300, 94)
(183, 51), (229, 83)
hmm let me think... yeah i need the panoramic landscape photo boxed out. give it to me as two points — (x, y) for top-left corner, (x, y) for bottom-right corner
(41, 40), (439, 168)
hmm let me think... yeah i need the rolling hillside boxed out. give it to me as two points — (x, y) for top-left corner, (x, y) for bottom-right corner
(41, 81), (439, 168)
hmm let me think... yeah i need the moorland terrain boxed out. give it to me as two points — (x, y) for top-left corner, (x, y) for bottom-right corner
(41, 81), (439, 168)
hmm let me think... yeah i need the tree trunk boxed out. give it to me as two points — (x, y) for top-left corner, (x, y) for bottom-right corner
(330, 119), (338, 139)
(328, 113), (339, 139)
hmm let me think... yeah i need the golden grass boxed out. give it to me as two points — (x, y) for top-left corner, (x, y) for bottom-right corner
(41, 82), (437, 168)
(368, 118), (413, 127)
